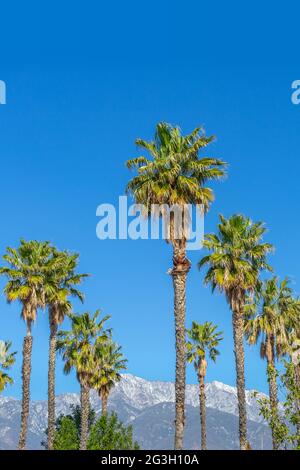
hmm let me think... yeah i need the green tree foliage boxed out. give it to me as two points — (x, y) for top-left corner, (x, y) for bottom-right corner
(255, 361), (300, 449)
(45, 407), (139, 450)
(53, 417), (79, 450)
(91, 337), (127, 415)
(87, 413), (139, 450)
(0, 340), (16, 392)
(42, 405), (96, 450)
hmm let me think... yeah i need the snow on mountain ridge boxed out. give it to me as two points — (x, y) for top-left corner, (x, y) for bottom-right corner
(0, 373), (267, 431)
(106, 374), (266, 423)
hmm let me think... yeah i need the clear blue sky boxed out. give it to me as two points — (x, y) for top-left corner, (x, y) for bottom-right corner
(0, 1), (299, 399)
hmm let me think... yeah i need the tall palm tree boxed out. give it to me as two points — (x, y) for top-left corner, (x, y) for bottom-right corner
(271, 297), (300, 443)
(0, 340), (16, 393)
(57, 310), (109, 450)
(186, 321), (222, 450)
(290, 329), (300, 442)
(281, 298), (300, 381)
(198, 214), (273, 449)
(0, 240), (57, 449)
(45, 250), (87, 450)
(126, 122), (226, 449)
(91, 338), (127, 416)
(245, 277), (298, 449)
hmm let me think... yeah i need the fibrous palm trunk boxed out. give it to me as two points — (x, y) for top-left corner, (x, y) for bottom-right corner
(198, 371), (207, 450)
(79, 383), (90, 450)
(232, 308), (248, 450)
(101, 391), (108, 416)
(47, 321), (58, 450)
(18, 326), (33, 450)
(295, 364), (300, 445)
(266, 335), (279, 450)
(171, 239), (190, 450)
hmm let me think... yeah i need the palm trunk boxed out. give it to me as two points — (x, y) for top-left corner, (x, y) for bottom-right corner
(295, 364), (300, 445)
(47, 321), (58, 450)
(79, 383), (90, 450)
(266, 335), (279, 450)
(198, 371), (207, 450)
(18, 323), (33, 450)
(171, 239), (190, 450)
(232, 308), (248, 450)
(101, 392), (108, 416)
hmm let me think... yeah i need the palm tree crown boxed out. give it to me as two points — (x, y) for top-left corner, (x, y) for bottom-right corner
(0, 240), (59, 327)
(91, 338), (127, 415)
(45, 250), (87, 325)
(199, 214), (273, 309)
(245, 277), (298, 358)
(186, 321), (222, 371)
(57, 310), (110, 386)
(126, 122), (226, 215)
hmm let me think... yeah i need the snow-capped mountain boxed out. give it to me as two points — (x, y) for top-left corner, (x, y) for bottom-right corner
(108, 374), (265, 422)
(0, 374), (272, 450)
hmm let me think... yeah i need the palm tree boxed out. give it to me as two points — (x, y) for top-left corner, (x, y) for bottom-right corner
(91, 338), (127, 416)
(45, 250), (87, 450)
(0, 240), (57, 449)
(186, 321), (222, 449)
(57, 310), (110, 450)
(198, 214), (273, 449)
(0, 341), (16, 393)
(290, 328), (300, 442)
(126, 122), (226, 449)
(270, 296), (300, 443)
(282, 298), (300, 387)
(245, 277), (298, 449)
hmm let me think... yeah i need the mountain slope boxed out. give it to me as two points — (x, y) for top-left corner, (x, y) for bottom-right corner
(0, 374), (272, 450)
